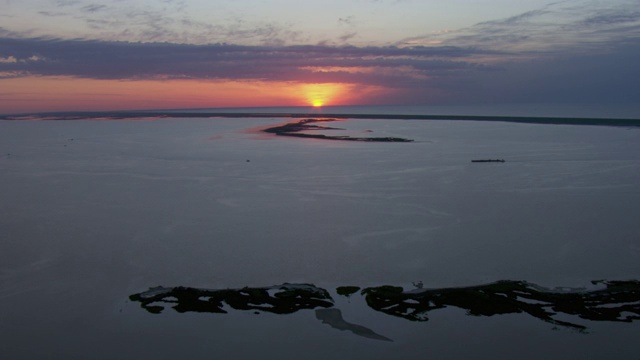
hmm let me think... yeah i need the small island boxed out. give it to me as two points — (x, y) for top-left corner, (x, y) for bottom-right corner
(262, 118), (414, 142)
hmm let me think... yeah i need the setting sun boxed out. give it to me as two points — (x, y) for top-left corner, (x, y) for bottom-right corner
(301, 83), (347, 107)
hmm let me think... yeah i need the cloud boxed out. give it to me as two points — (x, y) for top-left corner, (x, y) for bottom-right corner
(338, 32), (358, 43)
(0, 55), (43, 63)
(580, 10), (640, 27)
(0, 26), (21, 38)
(0, 37), (495, 87)
(397, 0), (640, 53)
(338, 16), (356, 26)
(54, 0), (81, 6)
(3, 31), (639, 105)
(0, 56), (18, 63)
(29, 0), (307, 46)
(431, 38), (640, 104)
(80, 4), (108, 13)
(366, 0), (412, 3)
(38, 11), (69, 17)
(476, 8), (550, 27)
(2, 0), (640, 106)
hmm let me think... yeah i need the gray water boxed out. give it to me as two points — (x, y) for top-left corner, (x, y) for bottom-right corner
(1, 117), (639, 359)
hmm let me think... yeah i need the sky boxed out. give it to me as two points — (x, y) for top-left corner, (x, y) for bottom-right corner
(1, 0), (640, 113)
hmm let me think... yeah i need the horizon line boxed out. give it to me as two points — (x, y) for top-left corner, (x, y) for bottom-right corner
(2, 108), (640, 128)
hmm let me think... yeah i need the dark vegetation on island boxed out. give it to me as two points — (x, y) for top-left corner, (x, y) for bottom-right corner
(3, 111), (640, 128)
(129, 284), (333, 315)
(362, 280), (640, 331)
(130, 280), (640, 333)
(262, 118), (414, 142)
(336, 286), (361, 297)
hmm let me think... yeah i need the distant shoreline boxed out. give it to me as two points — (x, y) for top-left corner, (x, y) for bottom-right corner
(2, 111), (640, 127)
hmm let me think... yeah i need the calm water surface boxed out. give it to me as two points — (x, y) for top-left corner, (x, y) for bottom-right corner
(1, 116), (639, 359)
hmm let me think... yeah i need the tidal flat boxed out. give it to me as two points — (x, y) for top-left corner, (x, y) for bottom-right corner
(1, 116), (640, 359)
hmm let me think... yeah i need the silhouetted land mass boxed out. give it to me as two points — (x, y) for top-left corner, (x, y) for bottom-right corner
(336, 286), (361, 297)
(262, 118), (414, 142)
(363, 280), (640, 331)
(130, 280), (640, 332)
(129, 283), (333, 315)
(3, 111), (640, 128)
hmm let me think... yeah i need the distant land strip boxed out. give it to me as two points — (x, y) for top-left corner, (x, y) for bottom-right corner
(2, 111), (640, 127)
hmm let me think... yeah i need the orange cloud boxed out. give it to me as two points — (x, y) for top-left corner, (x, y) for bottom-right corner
(0, 76), (390, 113)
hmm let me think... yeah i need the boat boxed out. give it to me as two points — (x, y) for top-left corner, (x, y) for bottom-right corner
(471, 159), (505, 163)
